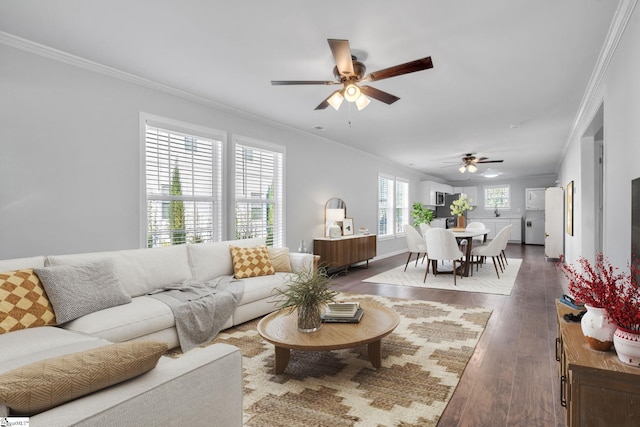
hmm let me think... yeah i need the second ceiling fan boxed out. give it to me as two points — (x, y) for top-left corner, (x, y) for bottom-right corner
(457, 153), (504, 173)
(271, 38), (433, 110)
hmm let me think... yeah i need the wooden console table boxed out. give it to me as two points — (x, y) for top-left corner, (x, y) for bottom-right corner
(313, 234), (376, 270)
(556, 300), (640, 426)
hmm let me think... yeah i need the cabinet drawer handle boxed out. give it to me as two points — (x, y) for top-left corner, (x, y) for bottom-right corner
(560, 375), (567, 407)
(555, 337), (561, 362)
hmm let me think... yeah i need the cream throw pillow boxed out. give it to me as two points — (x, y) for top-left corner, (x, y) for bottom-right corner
(267, 247), (292, 272)
(0, 341), (168, 416)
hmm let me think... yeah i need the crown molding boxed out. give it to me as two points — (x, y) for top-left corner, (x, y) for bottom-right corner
(566, 0), (638, 147)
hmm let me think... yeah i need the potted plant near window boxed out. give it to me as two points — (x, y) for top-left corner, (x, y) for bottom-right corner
(450, 194), (473, 229)
(558, 253), (640, 363)
(411, 202), (434, 227)
(275, 267), (338, 333)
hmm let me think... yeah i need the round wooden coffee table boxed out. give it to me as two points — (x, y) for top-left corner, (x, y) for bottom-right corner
(257, 299), (399, 374)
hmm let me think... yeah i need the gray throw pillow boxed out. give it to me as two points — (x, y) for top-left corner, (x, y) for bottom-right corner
(35, 259), (132, 323)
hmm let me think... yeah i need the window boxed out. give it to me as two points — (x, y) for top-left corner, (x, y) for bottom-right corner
(378, 175), (409, 238)
(143, 117), (224, 247)
(234, 137), (284, 247)
(395, 179), (410, 234)
(484, 185), (511, 209)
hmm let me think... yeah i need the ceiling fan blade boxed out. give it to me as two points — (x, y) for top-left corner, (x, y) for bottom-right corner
(361, 56), (433, 82)
(360, 85), (400, 105)
(271, 80), (338, 85)
(477, 160), (504, 164)
(328, 39), (355, 77)
(314, 89), (342, 110)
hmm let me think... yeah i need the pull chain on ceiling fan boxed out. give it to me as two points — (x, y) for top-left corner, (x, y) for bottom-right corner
(271, 39), (433, 111)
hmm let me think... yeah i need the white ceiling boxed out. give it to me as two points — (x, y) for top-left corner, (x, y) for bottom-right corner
(0, 0), (619, 182)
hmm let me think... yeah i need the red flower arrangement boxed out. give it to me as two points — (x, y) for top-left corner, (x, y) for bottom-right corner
(558, 253), (640, 332)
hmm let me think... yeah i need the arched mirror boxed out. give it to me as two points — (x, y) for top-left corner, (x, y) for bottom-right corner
(325, 198), (346, 237)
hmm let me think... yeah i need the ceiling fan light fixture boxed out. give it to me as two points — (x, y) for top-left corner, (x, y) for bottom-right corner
(327, 91), (344, 110)
(355, 94), (370, 110)
(343, 83), (361, 102)
(459, 165), (467, 173)
(468, 164), (478, 173)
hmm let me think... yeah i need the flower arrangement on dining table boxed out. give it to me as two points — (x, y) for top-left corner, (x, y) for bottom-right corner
(450, 194), (474, 217)
(558, 253), (640, 332)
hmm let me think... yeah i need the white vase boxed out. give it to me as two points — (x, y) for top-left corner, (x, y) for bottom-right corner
(581, 304), (616, 351)
(613, 327), (640, 366)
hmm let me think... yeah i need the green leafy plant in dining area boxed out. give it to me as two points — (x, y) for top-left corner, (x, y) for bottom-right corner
(411, 202), (434, 226)
(450, 194), (474, 217)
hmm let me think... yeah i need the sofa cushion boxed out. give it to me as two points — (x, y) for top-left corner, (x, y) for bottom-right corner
(46, 245), (192, 297)
(230, 245), (275, 279)
(62, 296), (175, 343)
(1, 268), (57, 334)
(0, 256), (45, 272)
(187, 237), (266, 282)
(238, 272), (288, 306)
(268, 247), (292, 272)
(0, 341), (168, 416)
(35, 259), (132, 324)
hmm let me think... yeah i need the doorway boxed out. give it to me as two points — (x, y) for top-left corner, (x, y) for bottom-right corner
(581, 103), (604, 256)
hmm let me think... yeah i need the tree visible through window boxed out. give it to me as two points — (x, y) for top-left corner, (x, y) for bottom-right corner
(484, 185), (511, 209)
(234, 138), (284, 247)
(144, 121), (224, 247)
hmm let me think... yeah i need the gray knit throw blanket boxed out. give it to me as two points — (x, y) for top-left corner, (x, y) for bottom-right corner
(148, 276), (244, 352)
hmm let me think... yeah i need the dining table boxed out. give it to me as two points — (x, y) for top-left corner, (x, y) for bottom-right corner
(449, 228), (491, 277)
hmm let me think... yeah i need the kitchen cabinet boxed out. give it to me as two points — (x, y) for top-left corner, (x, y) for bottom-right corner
(556, 300), (640, 427)
(472, 217), (522, 242)
(313, 234), (376, 270)
(526, 187), (546, 210)
(453, 186), (478, 206)
(419, 181), (453, 206)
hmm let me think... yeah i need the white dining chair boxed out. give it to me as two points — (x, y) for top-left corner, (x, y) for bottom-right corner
(471, 225), (511, 278)
(466, 222), (487, 245)
(403, 224), (427, 271)
(499, 224), (513, 266)
(424, 228), (464, 285)
(419, 222), (431, 237)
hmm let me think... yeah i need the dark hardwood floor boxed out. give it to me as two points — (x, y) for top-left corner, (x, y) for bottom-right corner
(331, 243), (565, 427)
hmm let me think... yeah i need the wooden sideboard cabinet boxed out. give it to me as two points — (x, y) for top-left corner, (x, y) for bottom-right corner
(313, 234), (376, 270)
(556, 300), (640, 427)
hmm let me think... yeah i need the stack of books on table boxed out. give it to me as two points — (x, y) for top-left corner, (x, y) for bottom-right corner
(322, 302), (364, 323)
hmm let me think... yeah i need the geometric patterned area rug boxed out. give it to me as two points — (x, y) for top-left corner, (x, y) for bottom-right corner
(363, 258), (522, 296)
(171, 294), (492, 427)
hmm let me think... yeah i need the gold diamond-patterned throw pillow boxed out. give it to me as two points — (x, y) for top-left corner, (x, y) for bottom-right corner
(0, 269), (56, 334)
(230, 245), (275, 279)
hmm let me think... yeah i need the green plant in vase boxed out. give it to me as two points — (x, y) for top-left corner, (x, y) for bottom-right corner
(275, 266), (338, 333)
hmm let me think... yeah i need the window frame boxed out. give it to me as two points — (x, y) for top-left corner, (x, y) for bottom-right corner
(483, 184), (511, 209)
(140, 113), (226, 248)
(232, 135), (285, 247)
(378, 174), (409, 240)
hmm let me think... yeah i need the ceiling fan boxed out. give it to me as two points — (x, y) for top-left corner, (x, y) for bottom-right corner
(456, 153), (504, 173)
(271, 38), (433, 111)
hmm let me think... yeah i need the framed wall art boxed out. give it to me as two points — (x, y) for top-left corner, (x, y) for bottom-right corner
(342, 218), (354, 236)
(566, 180), (574, 236)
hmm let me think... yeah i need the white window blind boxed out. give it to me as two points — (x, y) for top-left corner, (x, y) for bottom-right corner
(145, 123), (223, 247)
(395, 179), (409, 233)
(378, 175), (394, 237)
(234, 139), (284, 247)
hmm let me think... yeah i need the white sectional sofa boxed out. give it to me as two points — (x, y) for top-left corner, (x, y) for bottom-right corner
(0, 237), (314, 426)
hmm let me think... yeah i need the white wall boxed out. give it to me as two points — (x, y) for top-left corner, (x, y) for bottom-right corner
(558, 3), (640, 267)
(0, 44), (424, 259)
